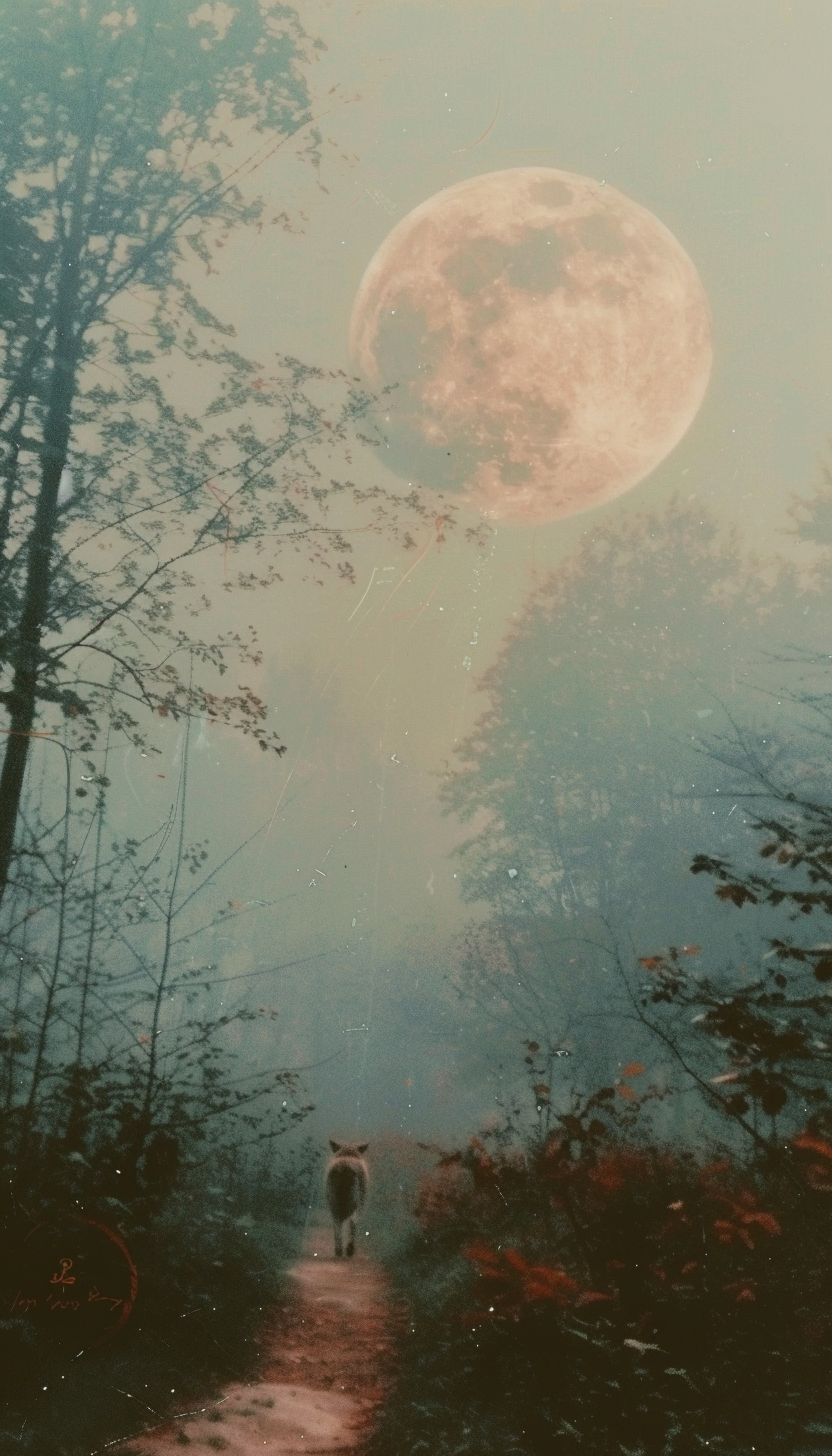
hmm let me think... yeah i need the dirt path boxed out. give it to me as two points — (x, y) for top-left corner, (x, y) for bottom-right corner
(130, 1224), (400, 1455)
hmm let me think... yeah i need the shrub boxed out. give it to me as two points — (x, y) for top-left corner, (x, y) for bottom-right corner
(369, 1090), (832, 1456)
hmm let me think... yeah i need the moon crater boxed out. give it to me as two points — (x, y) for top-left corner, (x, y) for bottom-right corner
(349, 168), (713, 524)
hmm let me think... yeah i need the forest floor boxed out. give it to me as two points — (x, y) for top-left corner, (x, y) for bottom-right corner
(128, 1222), (402, 1455)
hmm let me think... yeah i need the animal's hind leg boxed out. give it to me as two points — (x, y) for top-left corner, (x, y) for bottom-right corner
(346, 1214), (356, 1257)
(333, 1217), (343, 1258)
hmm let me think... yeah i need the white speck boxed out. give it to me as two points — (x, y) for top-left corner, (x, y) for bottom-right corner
(508, 868), (518, 879)
(57, 467), (74, 507)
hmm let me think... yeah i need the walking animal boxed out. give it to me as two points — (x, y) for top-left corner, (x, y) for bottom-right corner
(325, 1140), (369, 1257)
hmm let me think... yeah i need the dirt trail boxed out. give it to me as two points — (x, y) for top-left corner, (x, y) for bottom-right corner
(131, 1224), (400, 1455)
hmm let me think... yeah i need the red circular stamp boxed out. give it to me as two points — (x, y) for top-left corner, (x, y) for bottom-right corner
(8, 1215), (138, 1348)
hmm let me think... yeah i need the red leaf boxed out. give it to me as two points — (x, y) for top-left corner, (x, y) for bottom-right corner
(743, 1211), (781, 1237)
(464, 1243), (504, 1276)
(621, 1063), (645, 1078)
(504, 1248), (528, 1272)
(793, 1132), (832, 1162)
(521, 1265), (579, 1305)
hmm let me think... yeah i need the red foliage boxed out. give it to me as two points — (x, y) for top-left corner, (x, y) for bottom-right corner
(464, 1243), (579, 1321)
(449, 1130), (785, 1335)
(586, 1149), (652, 1195)
(793, 1131), (832, 1162)
(791, 1129), (832, 1191)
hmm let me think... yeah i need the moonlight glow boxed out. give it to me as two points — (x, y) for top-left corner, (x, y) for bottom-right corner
(349, 168), (713, 524)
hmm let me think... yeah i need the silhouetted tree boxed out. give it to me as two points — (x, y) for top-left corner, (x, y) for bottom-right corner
(441, 502), (816, 1069)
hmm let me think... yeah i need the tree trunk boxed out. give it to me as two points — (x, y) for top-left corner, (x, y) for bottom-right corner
(0, 359), (77, 903)
(0, 142), (91, 908)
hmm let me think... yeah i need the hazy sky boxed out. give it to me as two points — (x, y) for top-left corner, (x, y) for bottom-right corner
(114, 0), (832, 1142)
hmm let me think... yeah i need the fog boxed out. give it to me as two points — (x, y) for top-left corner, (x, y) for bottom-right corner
(4, 0), (832, 1149)
(180, 0), (832, 1145)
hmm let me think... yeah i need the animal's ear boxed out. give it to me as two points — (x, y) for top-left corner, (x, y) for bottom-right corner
(356, 1142), (369, 1154)
(329, 1139), (341, 1153)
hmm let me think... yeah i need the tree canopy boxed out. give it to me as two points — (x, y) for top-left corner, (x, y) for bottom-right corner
(0, 0), (435, 906)
(442, 501), (819, 1065)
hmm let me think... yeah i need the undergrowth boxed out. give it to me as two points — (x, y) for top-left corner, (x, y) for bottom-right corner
(367, 1079), (832, 1456)
(0, 1137), (318, 1456)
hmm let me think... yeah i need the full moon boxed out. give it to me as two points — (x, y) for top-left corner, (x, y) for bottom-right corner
(349, 168), (712, 524)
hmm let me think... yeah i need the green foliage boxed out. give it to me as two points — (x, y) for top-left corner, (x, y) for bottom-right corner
(0, 0), (445, 904)
(631, 689), (832, 1159)
(0, 728), (312, 1200)
(635, 939), (832, 1142)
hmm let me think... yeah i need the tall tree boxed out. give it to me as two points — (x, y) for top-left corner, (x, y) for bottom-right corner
(0, 0), (432, 907)
(615, 466), (832, 1158)
(442, 502), (815, 1057)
